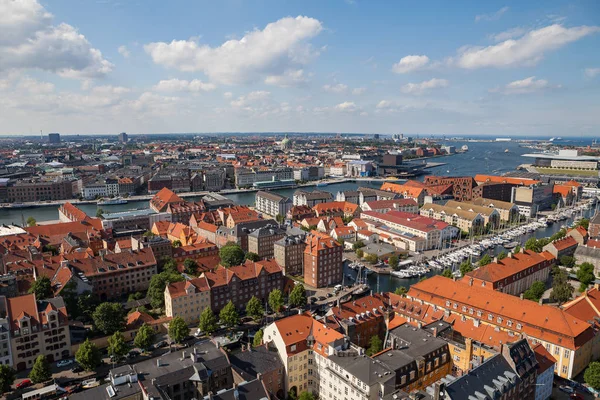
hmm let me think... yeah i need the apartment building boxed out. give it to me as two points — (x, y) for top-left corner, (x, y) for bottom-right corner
(327, 294), (387, 348)
(7, 294), (71, 371)
(420, 203), (485, 233)
(164, 276), (211, 324)
(255, 191), (292, 218)
(7, 179), (73, 202)
(380, 182), (426, 206)
(247, 226), (286, 259)
(542, 236), (579, 259)
(463, 249), (555, 296)
(361, 199), (419, 214)
(303, 232), (343, 288)
(467, 197), (520, 222)
(313, 201), (360, 218)
(229, 345), (285, 399)
(403, 276), (596, 378)
(274, 234), (305, 276)
(293, 190), (333, 207)
(424, 176), (477, 201)
(444, 200), (501, 227)
(131, 235), (173, 262)
(472, 182), (516, 202)
(0, 297), (11, 366)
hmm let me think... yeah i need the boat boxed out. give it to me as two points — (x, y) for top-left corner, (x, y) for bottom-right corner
(8, 203), (34, 209)
(316, 182), (329, 187)
(461, 145), (469, 152)
(82, 378), (100, 389)
(353, 284), (370, 296)
(504, 149), (509, 153)
(97, 197), (128, 206)
(504, 241), (519, 249)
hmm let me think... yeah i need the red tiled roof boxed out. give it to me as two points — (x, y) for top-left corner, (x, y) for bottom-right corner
(548, 236), (578, 251)
(464, 250), (555, 284)
(533, 343), (556, 374)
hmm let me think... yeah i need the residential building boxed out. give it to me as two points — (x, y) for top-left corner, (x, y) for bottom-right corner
(131, 235), (173, 262)
(380, 182), (426, 206)
(472, 181), (516, 202)
(164, 276), (211, 324)
(567, 226), (588, 246)
(247, 225), (286, 259)
(82, 182), (107, 199)
(532, 343), (556, 400)
(329, 226), (356, 243)
(293, 166), (324, 181)
(235, 167), (293, 188)
(118, 132), (128, 143)
(589, 212), (600, 238)
(361, 199), (419, 214)
(420, 203), (485, 233)
(346, 160), (375, 177)
(7, 294), (71, 371)
(575, 245), (600, 275)
(201, 168), (226, 191)
(443, 200), (502, 227)
(313, 201), (360, 218)
(274, 234), (305, 276)
(467, 197), (520, 222)
(303, 232), (343, 288)
(255, 191), (292, 218)
(542, 236), (578, 259)
(0, 297), (11, 366)
(229, 345), (285, 399)
(287, 205), (315, 221)
(203, 379), (270, 400)
(475, 174), (541, 187)
(463, 248), (555, 296)
(424, 176), (477, 201)
(511, 184), (555, 217)
(150, 187), (185, 213)
(293, 190), (333, 207)
(327, 293), (387, 348)
(7, 179), (73, 202)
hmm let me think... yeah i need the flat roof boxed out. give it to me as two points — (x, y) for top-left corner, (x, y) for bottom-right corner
(522, 153), (600, 161)
(102, 209), (157, 219)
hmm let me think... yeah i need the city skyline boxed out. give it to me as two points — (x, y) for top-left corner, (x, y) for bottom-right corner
(0, 0), (599, 136)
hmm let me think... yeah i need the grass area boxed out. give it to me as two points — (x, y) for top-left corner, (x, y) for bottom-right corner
(536, 167), (598, 177)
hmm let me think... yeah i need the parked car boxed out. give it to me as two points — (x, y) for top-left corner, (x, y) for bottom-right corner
(317, 296), (326, 301)
(127, 350), (140, 359)
(153, 340), (167, 349)
(560, 385), (575, 394)
(16, 379), (32, 389)
(71, 365), (83, 373)
(57, 359), (74, 368)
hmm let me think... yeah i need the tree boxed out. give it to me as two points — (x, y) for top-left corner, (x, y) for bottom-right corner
(77, 291), (99, 322)
(219, 301), (239, 329)
(497, 251), (507, 260)
(148, 271), (184, 308)
(246, 296), (265, 321)
(143, 230), (156, 238)
(388, 255), (399, 270)
(107, 331), (129, 361)
(245, 252), (260, 262)
(352, 241), (365, 250)
(289, 284), (307, 308)
(28, 276), (53, 300)
(366, 335), (383, 356)
(577, 218), (590, 230)
(394, 287), (407, 296)
(95, 208), (104, 218)
(441, 269), (453, 278)
(560, 256), (576, 268)
(336, 238), (345, 248)
(161, 256), (178, 273)
(168, 316), (189, 343)
(275, 214), (285, 224)
(29, 355), (51, 384)
(522, 281), (546, 302)
(268, 289), (284, 314)
(172, 239), (182, 248)
(253, 329), (264, 347)
(128, 291), (145, 302)
(199, 307), (218, 335)
(459, 261), (473, 276)
(550, 268), (574, 304)
(584, 361), (600, 391)
(298, 392), (316, 400)
(577, 262), (595, 291)
(219, 242), (245, 267)
(355, 249), (364, 258)
(26, 216), (36, 227)
(0, 365), (15, 394)
(76, 339), (102, 371)
(183, 258), (199, 275)
(514, 245), (521, 253)
(365, 254), (378, 264)
(478, 254), (492, 267)
(134, 324), (155, 351)
(525, 237), (543, 253)
(93, 302), (126, 335)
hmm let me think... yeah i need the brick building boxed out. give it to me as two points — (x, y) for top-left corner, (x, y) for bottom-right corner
(424, 176), (477, 201)
(303, 232), (343, 288)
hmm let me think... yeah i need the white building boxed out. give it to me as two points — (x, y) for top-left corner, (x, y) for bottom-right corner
(82, 183), (107, 199)
(255, 191), (292, 218)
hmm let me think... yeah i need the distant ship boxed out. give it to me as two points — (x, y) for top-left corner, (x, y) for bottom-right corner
(461, 145), (469, 151)
(97, 197), (128, 206)
(504, 149), (510, 153)
(316, 182), (329, 187)
(549, 137), (562, 142)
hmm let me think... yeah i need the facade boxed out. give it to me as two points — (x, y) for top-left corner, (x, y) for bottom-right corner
(380, 182), (426, 206)
(313, 201), (360, 218)
(511, 184), (555, 217)
(229, 345), (285, 399)
(235, 167), (293, 188)
(274, 234), (305, 276)
(346, 160), (375, 177)
(361, 199), (419, 214)
(463, 249), (555, 295)
(303, 232), (343, 288)
(542, 236), (579, 259)
(467, 197), (520, 222)
(164, 276), (211, 324)
(131, 235), (173, 262)
(589, 212), (600, 238)
(293, 190), (333, 207)
(48, 133), (61, 143)
(424, 176), (477, 202)
(327, 293), (387, 348)
(255, 191), (292, 218)
(247, 226), (286, 259)
(7, 179), (73, 202)
(533, 343), (556, 400)
(100, 209), (172, 231)
(472, 182), (516, 202)
(420, 203), (485, 233)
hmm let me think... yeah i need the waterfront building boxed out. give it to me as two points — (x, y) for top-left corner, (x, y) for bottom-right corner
(293, 190), (333, 207)
(346, 160), (375, 177)
(542, 236), (578, 259)
(424, 176), (477, 202)
(274, 234), (306, 276)
(462, 248), (555, 296)
(150, 187), (185, 213)
(553, 180), (583, 205)
(235, 167), (293, 188)
(7, 179), (73, 202)
(335, 190), (360, 204)
(255, 191), (292, 218)
(475, 174), (541, 186)
(523, 149), (599, 172)
(164, 276), (211, 324)
(511, 184), (555, 217)
(472, 181), (516, 202)
(247, 225), (286, 259)
(293, 166), (324, 181)
(303, 232), (343, 288)
(380, 182), (426, 206)
(444, 199), (501, 227)
(361, 198), (419, 214)
(420, 203), (485, 233)
(466, 197), (520, 222)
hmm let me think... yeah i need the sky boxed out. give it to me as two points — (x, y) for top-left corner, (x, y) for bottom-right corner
(0, 0), (599, 137)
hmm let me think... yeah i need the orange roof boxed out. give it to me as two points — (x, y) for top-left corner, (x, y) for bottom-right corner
(167, 276), (210, 299)
(304, 232), (341, 257)
(547, 236), (578, 251)
(532, 343), (556, 374)
(150, 187), (184, 211)
(380, 182), (424, 198)
(464, 250), (555, 284)
(273, 314), (344, 351)
(127, 310), (155, 327)
(330, 294), (386, 323)
(564, 180), (582, 187)
(60, 202), (88, 222)
(553, 185), (574, 197)
(562, 287), (600, 328)
(313, 201), (359, 215)
(474, 174), (540, 186)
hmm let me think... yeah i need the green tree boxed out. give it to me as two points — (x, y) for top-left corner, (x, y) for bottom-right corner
(355, 249), (364, 258)
(497, 251), (507, 260)
(352, 241), (365, 250)
(134, 324), (155, 351)
(365, 254), (378, 264)
(525, 237), (543, 253)
(92, 302), (126, 335)
(199, 307), (218, 335)
(550, 268), (574, 304)
(168, 316), (190, 343)
(148, 271), (184, 308)
(245, 252), (260, 262)
(219, 301), (239, 328)
(441, 269), (453, 278)
(0, 365), (15, 394)
(276, 214), (285, 224)
(584, 361), (600, 391)
(298, 392), (316, 400)
(183, 258), (198, 275)
(253, 329), (264, 347)
(522, 281), (546, 302)
(95, 208), (104, 218)
(29, 355), (51, 383)
(246, 296), (265, 321)
(366, 335), (383, 356)
(219, 242), (245, 267)
(560, 256), (576, 268)
(77, 291), (99, 321)
(289, 284), (307, 308)
(577, 262), (595, 292)
(336, 238), (345, 248)
(388, 255), (399, 270)
(514, 245), (521, 253)
(28, 276), (53, 300)
(478, 254), (492, 267)
(394, 286), (407, 296)
(128, 291), (145, 302)
(75, 339), (102, 371)
(577, 218), (590, 230)
(459, 261), (473, 276)
(26, 216), (36, 227)
(172, 239), (182, 248)
(143, 230), (156, 238)
(107, 331), (129, 361)
(162, 256), (178, 273)
(268, 289), (284, 313)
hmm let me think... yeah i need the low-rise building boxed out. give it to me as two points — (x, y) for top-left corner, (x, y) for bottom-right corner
(420, 203), (485, 233)
(467, 197), (520, 222)
(542, 236), (578, 259)
(293, 190), (333, 207)
(164, 276), (211, 324)
(361, 199), (419, 214)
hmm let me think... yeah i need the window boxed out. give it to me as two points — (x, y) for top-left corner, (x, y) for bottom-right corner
(562, 366), (568, 374)
(564, 349), (569, 358)
(516, 323), (522, 330)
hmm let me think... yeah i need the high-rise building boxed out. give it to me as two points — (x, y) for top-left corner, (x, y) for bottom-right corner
(118, 132), (128, 143)
(303, 232), (342, 288)
(48, 133), (60, 143)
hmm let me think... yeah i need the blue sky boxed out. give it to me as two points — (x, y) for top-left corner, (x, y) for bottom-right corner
(0, 0), (599, 136)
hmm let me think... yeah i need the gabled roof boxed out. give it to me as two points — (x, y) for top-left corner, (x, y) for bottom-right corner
(150, 187), (184, 211)
(464, 249), (555, 283)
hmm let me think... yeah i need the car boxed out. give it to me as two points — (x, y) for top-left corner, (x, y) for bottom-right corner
(127, 350), (140, 359)
(153, 340), (167, 349)
(194, 329), (204, 337)
(560, 385), (575, 394)
(318, 296), (326, 301)
(71, 365), (83, 373)
(57, 359), (74, 368)
(326, 293), (333, 298)
(16, 379), (32, 390)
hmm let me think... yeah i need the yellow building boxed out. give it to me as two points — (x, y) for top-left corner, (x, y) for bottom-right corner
(164, 276), (211, 324)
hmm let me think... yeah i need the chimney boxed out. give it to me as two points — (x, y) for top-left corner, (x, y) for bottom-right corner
(520, 293), (524, 300)
(469, 278), (473, 286)
(493, 257), (498, 263)
(433, 382), (443, 400)
(508, 252), (513, 259)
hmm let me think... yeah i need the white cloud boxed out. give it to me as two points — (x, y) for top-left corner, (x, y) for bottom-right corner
(401, 78), (449, 95)
(490, 27), (527, 42)
(455, 24), (600, 69)
(334, 101), (358, 113)
(90, 85), (131, 95)
(392, 55), (429, 74)
(144, 16), (323, 85)
(323, 83), (348, 93)
(17, 77), (54, 93)
(118, 45), (130, 58)
(475, 6), (509, 22)
(352, 87), (367, 95)
(153, 78), (216, 93)
(585, 68), (600, 78)
(490, 76), (553, 94)
(230, 91), (271, 108)
(0, 0), (113, 78)
(223, 92), (233, 99)
(265, 69), (310, 87)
